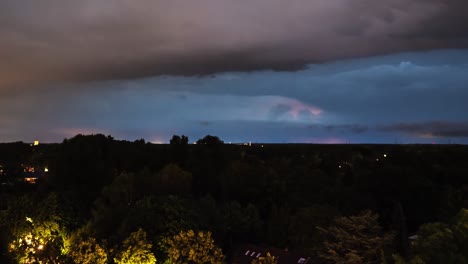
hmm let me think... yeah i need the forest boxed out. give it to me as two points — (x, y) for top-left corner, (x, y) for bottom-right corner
(0, 134), (467, 264)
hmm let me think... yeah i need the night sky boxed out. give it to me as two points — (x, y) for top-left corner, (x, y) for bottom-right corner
(1, 0), (468, 143)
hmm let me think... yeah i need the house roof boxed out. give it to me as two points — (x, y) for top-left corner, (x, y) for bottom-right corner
(231, 244), (311, 264)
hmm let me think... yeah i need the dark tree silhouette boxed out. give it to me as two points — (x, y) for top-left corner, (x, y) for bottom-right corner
(196, 135), (224, 145)
(170, 135), (189, 145)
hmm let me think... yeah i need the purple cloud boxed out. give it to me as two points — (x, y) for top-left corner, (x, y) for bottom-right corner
(1, 0), (468, 89)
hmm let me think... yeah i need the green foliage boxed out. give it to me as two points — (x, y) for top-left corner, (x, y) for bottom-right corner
(288, 205), (339, 252)
(91, 171), (136, 239)
(0, 193), (69, 263)
(220, 160), (284, 207)
(408, 208), (468, 264)
(52, 134), (115, 202)
(3, 138), (468, 264)
(319, 210), (392, 264)
(162, 230), (224, 264)
(392, 254), (426, 264)
(68, 229), (108, 264)
(154, 164), (192, 196)
(251, 252), (278, 264)
(104, 171), (137, 206)
(266, 205), (290, 247)
(91, 166), (193, 240)
(114, 228), (156, 264)
(8, 217), (68, 264)
(452, 208), (468, 255)
(126, 196), (197, 238)
(220, 201), (263, 240)
(194, 198), (263, 251)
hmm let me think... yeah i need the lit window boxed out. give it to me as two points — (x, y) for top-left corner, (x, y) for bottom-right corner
(256, 253), (261, 258)
(245, 250), (250, 255)
(251, 252), (256, 256)
(24, 178), (38, 184)
(298, 258), (306, 264)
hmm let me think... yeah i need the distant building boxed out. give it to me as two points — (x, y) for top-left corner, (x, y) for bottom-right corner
(21, 164), (48, 184)
(24, 177), (38, 184)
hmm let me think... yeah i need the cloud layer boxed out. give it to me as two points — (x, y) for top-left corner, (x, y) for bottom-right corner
(2, 50), (468, 143)
(1, 0), (468, 88)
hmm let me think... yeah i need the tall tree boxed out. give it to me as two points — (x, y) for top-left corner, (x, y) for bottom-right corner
(319, 210), (392, 264)
(114, 228), (156, 264)
(196, 135), (224, 145)
(68, 232), (108, 264)
(162, 230), (224, 264)
(288, 205), (339, 253)
(8, 217), (68, 264)
(170, 135), (189, 145)
(407, 208), (468, 264)
(154, 164), (192, 196)
(1, 193), (69, 264)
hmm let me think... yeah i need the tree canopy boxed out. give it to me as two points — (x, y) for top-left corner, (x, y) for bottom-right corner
(162, 230), (224, 264)
(319, 210), (392, 264)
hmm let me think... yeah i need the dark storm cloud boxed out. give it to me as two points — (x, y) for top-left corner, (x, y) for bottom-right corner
(398, 0), (468, 40)
(323, 124), (369, 134)
(1, 50), (468, 143)
(381, 121), (468, 138)
(149, 50), (468, 127)
(1, 0), (468, 88)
